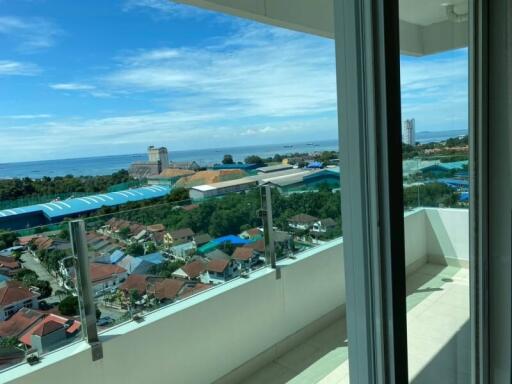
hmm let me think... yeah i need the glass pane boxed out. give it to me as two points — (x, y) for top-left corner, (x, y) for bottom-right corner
(0, 225), (84, 371)
(73, 187), (268, 332)
(399, 1), (470, 382)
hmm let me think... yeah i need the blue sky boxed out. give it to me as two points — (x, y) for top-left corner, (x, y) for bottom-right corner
(0, 0), (468, 163)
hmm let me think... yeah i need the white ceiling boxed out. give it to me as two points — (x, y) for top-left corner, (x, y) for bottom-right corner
(174, 0), (469, 56)
(399, 0), (469, 26)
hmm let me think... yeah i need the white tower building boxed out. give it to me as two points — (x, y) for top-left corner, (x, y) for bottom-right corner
(402, 119), (416, 146)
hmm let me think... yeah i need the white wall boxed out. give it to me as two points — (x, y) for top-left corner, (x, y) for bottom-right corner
(424, 208), (469, 266)
(5, 208), (469, 384)
(5, 240), (345, 384)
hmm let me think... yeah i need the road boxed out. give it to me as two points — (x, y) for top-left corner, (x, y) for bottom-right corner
(20, 252), (62, 303)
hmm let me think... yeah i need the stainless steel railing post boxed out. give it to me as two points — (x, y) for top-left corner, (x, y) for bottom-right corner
(69, 220), (103, 361)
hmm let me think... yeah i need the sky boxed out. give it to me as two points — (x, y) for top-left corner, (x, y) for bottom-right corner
(0, 0), (468, 163)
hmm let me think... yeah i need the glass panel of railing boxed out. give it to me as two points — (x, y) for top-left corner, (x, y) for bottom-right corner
(73, 186), (266, 332)
(0, 225), (84, 371)
(267, 170), (342, 260)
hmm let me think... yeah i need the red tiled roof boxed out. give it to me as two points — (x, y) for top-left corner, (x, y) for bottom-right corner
(20, 314), (80, 346)
(147, 224), (165, 233)
(152, 231), (165, 244)
(179, 283), (212, 299)
(0, 281), (36, 307)
(244, 239), (265, 253)
(288, 214), (319, 224)
(90, 263), (126, 284)
(170, 228), (195, 240)
(120, 275), (149, 295)
(180, 261), (205, 279)
(232, 247), (254, 261)
(246, 228), (262, 236)
(153, 279), (185, 301)
(33, 320), (63, 337)
(129, 224), (145, 236)
(0, 256), (20, 270)
(17, 235), (39, 246)
(0, 308), (44, 338)
(206, 259), (229, 273)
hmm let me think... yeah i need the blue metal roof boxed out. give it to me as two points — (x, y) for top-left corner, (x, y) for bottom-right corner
(306, 161), (324, 169)
(212, 235), (253, 246)
(138, 252), (165, 265)
(95, 249), (126, 264)
(420, 161), (468, 173)
(0, 185), (170, 220)
(437, 178), (469, 188)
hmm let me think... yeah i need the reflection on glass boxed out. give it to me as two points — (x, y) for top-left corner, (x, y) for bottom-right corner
(0, 228), (83, 371)
(399, 0), (470, 382)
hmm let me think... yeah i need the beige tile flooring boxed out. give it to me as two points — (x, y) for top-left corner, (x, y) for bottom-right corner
(240, 263), (470, 384)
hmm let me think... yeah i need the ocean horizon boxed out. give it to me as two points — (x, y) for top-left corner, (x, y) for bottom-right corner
(0, 130), (467, 179)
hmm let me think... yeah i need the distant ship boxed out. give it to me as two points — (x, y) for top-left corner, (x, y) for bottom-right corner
(283, 145), (293, 148)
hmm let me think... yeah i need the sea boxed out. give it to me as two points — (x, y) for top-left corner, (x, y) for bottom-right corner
(0, 130), (467, 179)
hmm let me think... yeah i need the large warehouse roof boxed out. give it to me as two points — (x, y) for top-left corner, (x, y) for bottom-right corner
(0, 185), (170, 220)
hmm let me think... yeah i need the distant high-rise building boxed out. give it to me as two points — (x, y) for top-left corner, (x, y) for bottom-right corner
(402, 119), (416, 146)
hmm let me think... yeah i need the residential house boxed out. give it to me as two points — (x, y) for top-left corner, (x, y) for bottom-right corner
(119, 275), (151, 297)
(170, 240), (196, 260)
(0, 308), (44, 340)
(288, 214), (319, 231)
(172, 260), (206, 281)
(149, 279), (186, 303)
(311, 218), (337, 235)
(232, 247), (259, 270)
(0, 256), (21, 277)
(94, 249), (126, 265)
(193, 233), (212, 248)
(240, 228), (263, 240)
(202, 259), (238, 284)
(204, 249), (230, 261)
(243, 239), (265, 258)
(19, 314), (80, 354)
(116, 255), (161, 276)
(0, 281), (39, 320)
(0, 246), (24, 257)
(147, 224), (166, 245)
(165, 228), (195, 247)
(90, 263), (128, 297)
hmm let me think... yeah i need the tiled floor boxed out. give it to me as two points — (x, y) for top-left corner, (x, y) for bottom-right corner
(241, 263), (469, 384)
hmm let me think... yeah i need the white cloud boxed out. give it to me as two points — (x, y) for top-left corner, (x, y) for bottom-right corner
(105, 25), (337, 118)
(0, 16), (60, 52)
(122, 0), (208, 19)
(50, 83), (96, 91)
(0, 114), (52, 119)
(49, 83), (111, 97)
(0, 60), (40, 76)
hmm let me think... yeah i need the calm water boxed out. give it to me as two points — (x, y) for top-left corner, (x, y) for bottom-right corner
(0, 130), (466, 179)
(0, 140), (339, 179)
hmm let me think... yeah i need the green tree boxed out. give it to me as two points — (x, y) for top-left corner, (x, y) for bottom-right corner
(15, 269), (38, 287)
(118, 227), (131, 239)
(145, 242), (157, 254)
(129, 289), (141, 305)
(59, 296), (79, 316)
(0, 337), (19, 348)
(35, 280), (52, 299)
(126, 243), (144, 256)
(59, 228), (70, 240)
(167, 187), (189, 203)
(244, 155), (265, 166)
(222, 154), (234, 164)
